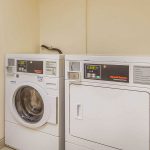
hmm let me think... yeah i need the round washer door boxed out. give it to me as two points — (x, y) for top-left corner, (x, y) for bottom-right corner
(10, 82), (56, 128)
(15, 86), (44, 124)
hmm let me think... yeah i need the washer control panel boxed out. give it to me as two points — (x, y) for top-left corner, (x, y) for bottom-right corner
(45, 61), (57, 75)
(17, 60), (43, 74)
(84, 64), (129, 83)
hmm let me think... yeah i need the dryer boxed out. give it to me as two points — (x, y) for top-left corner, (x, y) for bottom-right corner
(65, 55), (150, 150)
(5, 54), (65, 150)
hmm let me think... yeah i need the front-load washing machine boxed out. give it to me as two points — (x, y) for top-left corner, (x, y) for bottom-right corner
(5, 54), (65, 150)
(65, 55), (150, 150)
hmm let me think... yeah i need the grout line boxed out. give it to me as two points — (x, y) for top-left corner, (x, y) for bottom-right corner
(0, 138), (5, 149)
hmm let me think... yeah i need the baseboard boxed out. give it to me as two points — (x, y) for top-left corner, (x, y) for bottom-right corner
(0, 138), (5, 149)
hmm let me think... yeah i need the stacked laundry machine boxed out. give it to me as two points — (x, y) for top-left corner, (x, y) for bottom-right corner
(5, 54), (65, 150)
(65, 55), (150, 150)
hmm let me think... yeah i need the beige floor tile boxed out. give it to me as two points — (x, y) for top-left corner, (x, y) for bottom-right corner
(1, 147), (14, 150)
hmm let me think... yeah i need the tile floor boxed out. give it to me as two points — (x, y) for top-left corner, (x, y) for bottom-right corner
(1, 147), (13, 150)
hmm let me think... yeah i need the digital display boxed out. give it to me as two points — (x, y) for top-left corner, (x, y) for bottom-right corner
(17, 60), (27, 72)
(19, 60), (26, 65)
(87, 66), (98, 70)
(84, 64), (101, 79)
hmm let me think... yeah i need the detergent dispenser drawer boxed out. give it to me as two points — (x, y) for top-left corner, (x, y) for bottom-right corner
(69, 84), (149, 150)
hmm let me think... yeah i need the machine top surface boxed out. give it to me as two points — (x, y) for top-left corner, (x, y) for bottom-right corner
(65, 55), (150, 63)
(6, 54), (64, 60)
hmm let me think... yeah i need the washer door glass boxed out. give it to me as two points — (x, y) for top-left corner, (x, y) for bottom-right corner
(15, 86), (44, 123)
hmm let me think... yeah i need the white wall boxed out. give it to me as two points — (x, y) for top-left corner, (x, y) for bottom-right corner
(40, 0), (86, 54)
(0, 0), (39, 140)
(40, 0), (150, 55)
(87, 0), (150, 55)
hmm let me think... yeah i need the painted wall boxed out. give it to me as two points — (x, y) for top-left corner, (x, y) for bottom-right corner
(40, 0), (86, 54)
(40, 0), (150, 55)
(0, 0), (39, 140)
(87, 0), (150, 55)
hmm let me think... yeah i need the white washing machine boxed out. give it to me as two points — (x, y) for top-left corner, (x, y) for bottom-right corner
(65, 55), (150, 150)
(5, 54), (65, 150)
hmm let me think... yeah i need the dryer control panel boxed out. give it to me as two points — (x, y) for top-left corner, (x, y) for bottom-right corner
(84, 64), (129, 83)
